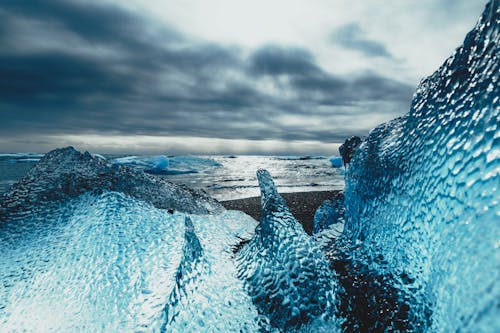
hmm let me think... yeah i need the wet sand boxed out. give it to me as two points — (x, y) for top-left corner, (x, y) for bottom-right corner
(221, 190), (343, 234)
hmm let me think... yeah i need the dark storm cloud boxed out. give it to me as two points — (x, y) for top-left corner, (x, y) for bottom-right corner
(247, 45), (413, 107)
(248, 46), (320, 76)
(330, 23), (393, 59)
(0, 0), (414, 146)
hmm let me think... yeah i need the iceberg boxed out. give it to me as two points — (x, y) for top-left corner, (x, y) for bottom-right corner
(111, 155), (221, 175)
(0, 147), (222, 219)
(236, 169), (341, 332)
(328, 156), (343, 168)
(340, 1), (499, 331)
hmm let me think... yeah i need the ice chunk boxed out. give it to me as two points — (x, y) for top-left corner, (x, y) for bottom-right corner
(341, 2), (499, 331)
(328, 156), (343, 168)
(153, 155), (169, 170)
(0, 191), (261, 332)
(0, 153), (44, 163)
(236, 169), (341, 332)
(0, 192), (184, 332)
(161, 215), (261, 332)
(111, 155), (221, 175)
(0, 147), (222, 218)
(339, 136), (362, 167)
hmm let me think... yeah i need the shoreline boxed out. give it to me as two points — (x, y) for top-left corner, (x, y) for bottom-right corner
(221, 190), (343, 234)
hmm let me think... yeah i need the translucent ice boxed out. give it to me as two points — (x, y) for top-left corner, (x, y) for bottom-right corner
(342, 1), (499, 331)
(236, 169), (341, 332)
(0, 147), (222, 217)
(313, 196), (345, 234)
(160, 214), (261, 332)
(328, 156), (343, 168)
(0, 192), (260, 332)
(112, 155), (221, 175)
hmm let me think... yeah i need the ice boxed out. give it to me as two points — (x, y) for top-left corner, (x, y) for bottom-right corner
(0, 147), (222, 217)
(0, 191), (261, 332)
(328, 156), (343, 168)
(341, 1), (499, 331)
(0, 192), (185, 332)
(111, 155), (221, 175)
(313, 196), (345, 234)
(112, 155), (169, 173)
(161, 214), (262, 332)
(236, 169), (341, 332)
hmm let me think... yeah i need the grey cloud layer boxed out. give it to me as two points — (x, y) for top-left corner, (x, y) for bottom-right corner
(0, 0), (415, 145)
(330, 23), (393, 58)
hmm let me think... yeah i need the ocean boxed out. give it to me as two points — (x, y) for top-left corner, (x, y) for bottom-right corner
(0, 153), (344, 201)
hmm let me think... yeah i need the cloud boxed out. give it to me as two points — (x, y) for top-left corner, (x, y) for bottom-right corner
(330, 22), (394, 59)
(247, 45), (413, 107)
(248, 46), (320, 76)
(0, 0), (416, 153)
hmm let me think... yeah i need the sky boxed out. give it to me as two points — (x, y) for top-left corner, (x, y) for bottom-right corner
(0, 0), (488, 155)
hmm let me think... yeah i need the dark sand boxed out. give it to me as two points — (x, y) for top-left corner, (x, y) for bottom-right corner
(221, 190), (343, 235)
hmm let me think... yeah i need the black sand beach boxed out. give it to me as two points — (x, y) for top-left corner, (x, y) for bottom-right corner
(222, 190), (343, 234)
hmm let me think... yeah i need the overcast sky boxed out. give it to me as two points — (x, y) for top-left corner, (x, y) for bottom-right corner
(0, 0), (487, 154)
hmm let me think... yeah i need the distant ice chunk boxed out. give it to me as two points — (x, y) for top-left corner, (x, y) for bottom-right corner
(0, 153), (44, 163)
(111, 155), (221, 175)
(328, 156), (343, 168)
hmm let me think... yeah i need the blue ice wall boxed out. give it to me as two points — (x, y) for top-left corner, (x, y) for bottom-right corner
(343, 1), (499, 331)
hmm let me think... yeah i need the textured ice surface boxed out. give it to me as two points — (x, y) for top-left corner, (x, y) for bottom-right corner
(160, 213), (261, 333)
(236, 170), (341, 332)
(313, 196), (345, 234)
(0, 147), (222, 218)
(342, 1), (499, 331)
(0, 192), (260, 332)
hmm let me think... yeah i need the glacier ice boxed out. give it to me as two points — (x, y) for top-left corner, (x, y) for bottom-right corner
(328, 156), (343, 168)
(111, 155), (221, 175)
(313, 195), (345, 234)
(340, 1), (499, 331)
(236, 169), (341, 332)
(0, 147), (222, 218)
(0, 191), (262, 332)
(160, 214), (262, 332)
(0, 192), (185, 332)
